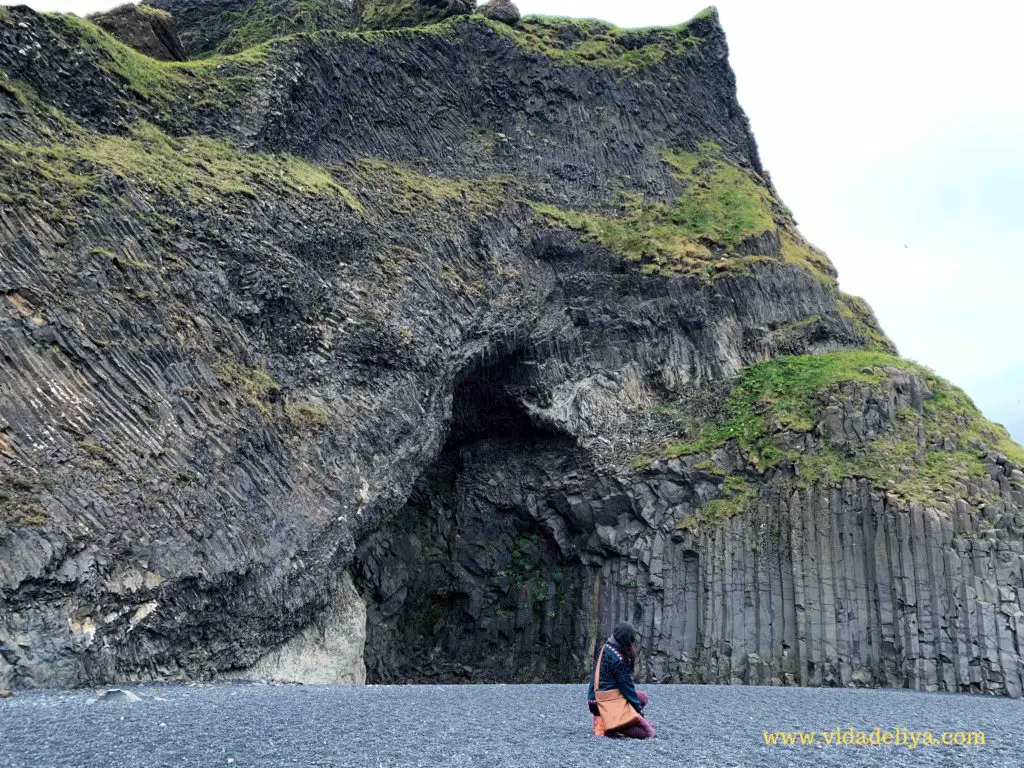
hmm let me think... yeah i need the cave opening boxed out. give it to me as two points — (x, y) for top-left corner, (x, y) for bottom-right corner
(354, 351), (592, 683)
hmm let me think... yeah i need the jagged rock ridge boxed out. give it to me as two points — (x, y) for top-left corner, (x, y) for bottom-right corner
(0, 3), (1022, 697)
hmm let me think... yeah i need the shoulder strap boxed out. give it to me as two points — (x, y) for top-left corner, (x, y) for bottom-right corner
(593, 644), (605, 690)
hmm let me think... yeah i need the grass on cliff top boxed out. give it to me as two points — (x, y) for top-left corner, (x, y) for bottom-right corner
(532, 140), (834, 281)
(134, 4), (174, 23)
(352, 9), (708, 73)
(489, 13), (705, 73)
(0, 119), (359, 214)
(643, 350), (1023, 508)
(358, 0), (463, 31)
(210, 0), (355, 54)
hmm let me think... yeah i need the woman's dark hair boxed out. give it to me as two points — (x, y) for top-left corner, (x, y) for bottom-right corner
(612, 621), (637, 650)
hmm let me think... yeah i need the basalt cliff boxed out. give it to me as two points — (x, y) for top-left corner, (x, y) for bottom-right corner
(2, 1), (1023, 697)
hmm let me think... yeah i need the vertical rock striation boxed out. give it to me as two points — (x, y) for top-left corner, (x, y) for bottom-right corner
(357, 368), (1024, 696)
(0, 4), (1021, 696)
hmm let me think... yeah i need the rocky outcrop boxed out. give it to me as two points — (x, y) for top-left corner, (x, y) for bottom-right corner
(479, 0), (519, 27)
(235, 572), (367, 684)
(358, 0), (475, 30)
(143, 0), (359, 56)
(144, 0), (478, 56)
(89, 4), (187, 62)
(1, 4), (1022, 697)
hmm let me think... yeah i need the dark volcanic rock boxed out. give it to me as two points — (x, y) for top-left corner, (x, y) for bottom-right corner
(145, 0), (478, 56)
(1, 3), (1023, 700)
(144, 0), (359, 56)
(479, 0), (520, 27)
(358, 0), (475, 30)
(89, 4), (188, 61)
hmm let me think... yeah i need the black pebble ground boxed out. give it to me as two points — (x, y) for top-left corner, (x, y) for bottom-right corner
(2, 683), (1021, 767)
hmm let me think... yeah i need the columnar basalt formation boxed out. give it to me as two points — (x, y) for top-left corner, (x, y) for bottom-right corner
(0, 4), (1021, 696)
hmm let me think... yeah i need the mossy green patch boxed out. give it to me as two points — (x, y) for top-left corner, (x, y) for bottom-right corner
(215, 362), (280, 416)
(135, 4), (174, 23)
(662, 350), (893, 468)
(0, 470), (50, 527)
(660, 141), (775, 248)
(678, 474), (757, 531)
(924, 373), (1024, 468)
(352, 158), (512, 218)
(531, 141), (825, 280)
(359, 0), (420, 29)
(838, 292), (896, 353)
(1, 120), (359, 217)
(779, 231), (836, 284)
(78, 439), (109, 459)
(646, 350), (1024, 505)
(62, 13), (185, 103)
(212, 0), (354, 54)
(51, 13), (269, 109)
(491, 14), (702, 73)
(284, 400), (333, 430)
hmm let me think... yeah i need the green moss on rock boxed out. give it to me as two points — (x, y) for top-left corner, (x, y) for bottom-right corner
(214, 0), (356, 54)
(351, 157), (512, 218)
(0, 470), (50, 527)
(49, 13), (268, 109)
(490, 14), (703, 73)
(678, 474), (757, 531)
(838, 292), (896, 353)
(215, 362), (281, 416)
(648, 350), (1023, 506)
(662, 350), (892, 466)
(532, 141), (833, 281)
(284, 399), (333, 430)
(1, 119), (359, 216)
(136, 4), (174, 23)
(661, 141), (775, 247)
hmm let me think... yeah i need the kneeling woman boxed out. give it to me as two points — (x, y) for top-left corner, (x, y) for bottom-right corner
(586, 621), (656, 739)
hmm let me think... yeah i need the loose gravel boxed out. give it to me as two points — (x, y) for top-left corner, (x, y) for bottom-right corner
(1, 682), (1021, 767)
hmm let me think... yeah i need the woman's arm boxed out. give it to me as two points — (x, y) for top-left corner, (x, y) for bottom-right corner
(610, 654), (644, 714)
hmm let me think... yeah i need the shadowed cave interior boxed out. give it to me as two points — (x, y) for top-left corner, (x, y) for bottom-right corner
(354, 350), (617, 683)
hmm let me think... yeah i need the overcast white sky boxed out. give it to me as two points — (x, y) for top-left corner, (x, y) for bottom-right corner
(7, 0), (1024, 441)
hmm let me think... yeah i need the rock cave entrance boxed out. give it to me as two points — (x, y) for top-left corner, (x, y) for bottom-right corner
(354, 352), (595, 683)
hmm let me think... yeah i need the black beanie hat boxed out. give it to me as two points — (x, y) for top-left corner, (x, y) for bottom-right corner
(612, 621), (637, 649)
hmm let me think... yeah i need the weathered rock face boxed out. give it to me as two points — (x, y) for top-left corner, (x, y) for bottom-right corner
(237, 571), (366, 684)
(143, 0), (359, 56)
(479, 0), (519, 27)
(89, 4), (188, 62)
(1, 5), (1022, 696)
(144, 0), (479, 56)
(358, 369), (1024, 696)
(357, 0), (476, 30)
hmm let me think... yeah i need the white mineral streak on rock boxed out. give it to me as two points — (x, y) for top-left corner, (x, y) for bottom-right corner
(237, 572), (367, 685)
